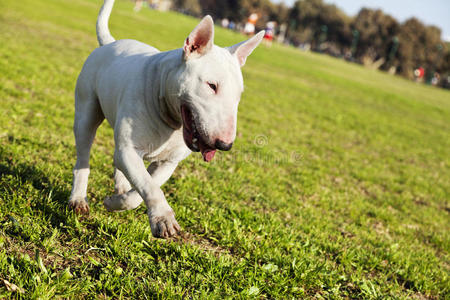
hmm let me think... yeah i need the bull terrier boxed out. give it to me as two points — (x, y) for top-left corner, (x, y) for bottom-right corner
(68, 0), (264, 238)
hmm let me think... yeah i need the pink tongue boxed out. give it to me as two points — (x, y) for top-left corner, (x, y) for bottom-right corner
(202, 149), (216, 162)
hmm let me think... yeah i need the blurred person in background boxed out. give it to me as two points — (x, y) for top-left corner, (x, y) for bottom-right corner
(244, 13), (258, 36)
(134, 0), (170, 12)
(414, 67), (425, 82)
(133, 0), (147, 12)
(263, 21), (276, 46)
(221, 18), (229, 28)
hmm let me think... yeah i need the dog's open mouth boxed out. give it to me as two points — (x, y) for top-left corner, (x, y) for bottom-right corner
(181, 105), (216, 162)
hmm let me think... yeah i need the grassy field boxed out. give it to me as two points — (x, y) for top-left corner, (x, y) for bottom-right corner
(1, 0), (449, 298)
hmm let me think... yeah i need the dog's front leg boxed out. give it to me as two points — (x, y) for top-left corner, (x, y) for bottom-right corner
(114, 147), (180, 238)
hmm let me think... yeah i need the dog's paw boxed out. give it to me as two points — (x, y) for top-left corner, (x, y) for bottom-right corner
(68, 197), (90, 214)
(104, 191), (143, 212)
(149, 210), (181, 238)
(103, 194), (122, 212)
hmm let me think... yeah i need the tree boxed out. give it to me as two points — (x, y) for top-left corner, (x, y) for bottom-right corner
(288, 0), (350, 49)
(351, 8), (399, 67)
(395, 18), (444, 78)
(172, 0), (202, 16)
(197, 0), (241, 20)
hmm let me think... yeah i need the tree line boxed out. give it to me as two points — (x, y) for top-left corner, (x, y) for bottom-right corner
(172, 0), (450, 87)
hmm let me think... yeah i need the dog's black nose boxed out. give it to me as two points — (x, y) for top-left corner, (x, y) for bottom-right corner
(215, 140), (233, 151)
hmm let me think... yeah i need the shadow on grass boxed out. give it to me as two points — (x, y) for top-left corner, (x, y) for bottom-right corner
(0, 140), (70, 230)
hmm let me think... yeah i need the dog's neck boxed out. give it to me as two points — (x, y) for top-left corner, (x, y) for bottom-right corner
(158, 95), (181, 129)
(145, 50), (183, 130)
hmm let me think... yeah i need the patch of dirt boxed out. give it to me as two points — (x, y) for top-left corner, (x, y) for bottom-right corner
(172, 231), (230, 257)
(413, 198), (429, 206)
(373, 221), (392, 239)
(410, 292), (438, 300)
(338, 227), (355, 238)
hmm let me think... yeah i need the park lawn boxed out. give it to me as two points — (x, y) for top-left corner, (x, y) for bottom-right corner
(0, 0), (449, 298)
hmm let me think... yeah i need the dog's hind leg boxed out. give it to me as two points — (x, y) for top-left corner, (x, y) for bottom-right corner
(114, 168), (132, 195)
(68, 92), (104, 214)
(104, 161), (178, 212)
(103, 167), (142, 211)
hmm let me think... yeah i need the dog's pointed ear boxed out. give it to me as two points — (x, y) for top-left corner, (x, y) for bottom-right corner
(183, 15), (214, 60)
(228, 31), (265, 67)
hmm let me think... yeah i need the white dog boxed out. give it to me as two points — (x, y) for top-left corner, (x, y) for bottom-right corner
(68, 0), (264, 238)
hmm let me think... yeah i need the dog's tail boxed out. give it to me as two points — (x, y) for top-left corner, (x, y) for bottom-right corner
(96, 0), (116, 46)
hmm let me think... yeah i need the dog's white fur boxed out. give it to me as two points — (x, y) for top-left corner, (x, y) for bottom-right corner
(68, 0), (264, 238)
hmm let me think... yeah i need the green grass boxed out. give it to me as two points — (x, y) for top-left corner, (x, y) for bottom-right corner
(1, 0), (449, 298)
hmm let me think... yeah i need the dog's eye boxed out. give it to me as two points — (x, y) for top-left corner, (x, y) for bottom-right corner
(207, 82), (217, 93)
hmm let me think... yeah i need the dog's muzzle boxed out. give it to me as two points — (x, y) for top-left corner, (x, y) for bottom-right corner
(215, 140), (233, 151)
(181, 105), (218, 162)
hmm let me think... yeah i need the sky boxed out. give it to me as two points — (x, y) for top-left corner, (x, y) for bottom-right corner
(272, 0), (450, 41)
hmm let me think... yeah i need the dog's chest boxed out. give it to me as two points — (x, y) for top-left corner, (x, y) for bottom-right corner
(140, 129), (190, 163)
